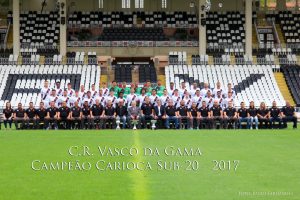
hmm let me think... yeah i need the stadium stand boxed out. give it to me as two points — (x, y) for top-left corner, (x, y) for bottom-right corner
(0, 65), (100, 108)
(282, 65), (300, 106)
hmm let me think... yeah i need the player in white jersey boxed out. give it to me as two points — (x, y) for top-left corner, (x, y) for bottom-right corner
(115, 91), (127, 107)
(182, 92), (192, 108)
(149, 89), (159, 106)
(95, 89), (106, 107)
(212, 81), (225, 97)
(138, 88), (147, 107)
(160, 89), (170, 107)
(101, 82), (109, 96)
(200, 83), (211, 97)
(66, 83), (75, 97)
(126, 88), (138, 107)
(40, 80), (51, 102)
(190, 82), (200, 97)
(172, 89), (182, 108)
(105, 90), (117, 107)
(224, 83), (236, 98)
(59, 90), (71, 107)
(54, 81), (63, 97)
(168, 82), (176, 96)
(178, 82), (189, 96)
(78, 85), (86, 100)
(213, 91), (224, 108)
(69, 91), (82, 108)
(222, 91), (236, 109)
(204, 90), (214, 108)
(45, 89), (59, 108)
(192, 89), (203, 108)
(83, 91), (94, 107)
(90, 84), (98, 99)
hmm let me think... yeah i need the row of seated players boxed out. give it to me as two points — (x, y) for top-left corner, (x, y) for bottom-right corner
(40, 80), (236, 109)
(1, 98), (297, 130)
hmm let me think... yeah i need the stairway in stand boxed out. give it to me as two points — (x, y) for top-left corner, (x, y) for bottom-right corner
(275, 24), (285, 46)
(274, 72), (295, 106)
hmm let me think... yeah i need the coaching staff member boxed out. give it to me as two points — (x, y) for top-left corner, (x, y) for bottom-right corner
(153, 99), (166, 129)
(116, 99), (128, 129)
(14, 103), (26, 130)
(81, 101), (91, 129)
(165, 100), (179, 129)
(223, 101), (237, 129)
(269, 101), (282, 129)
(45, 101), (58, 130)
(57, 101), (70, 129)
(69, 101), (82, 129)
(36, 102), (47, 129)
(140, 96), (154, 128)
(210, 100), (224, 129)
(26, 102), (36, 129)
(199, 101), (211, 129)
(90, 99), (104, 129)
(281, 101), (297, 129)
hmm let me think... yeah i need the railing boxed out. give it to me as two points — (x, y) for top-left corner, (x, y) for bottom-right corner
(67, 40), (199, 47)
(67, 23), (198, 29)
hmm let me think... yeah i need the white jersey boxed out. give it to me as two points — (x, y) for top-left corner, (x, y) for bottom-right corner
(168, 88), (175, 96)
(40, 87), (51, 101)
(70, 96), (82, 107)
(200, 88), (211, 97)
(138, 95), (147, 107)
(126, 94), (138, 106)
(102, 88), (109, 96)
(95, 96), (106, 107)
(59, 96), (71, 107)
(83, 97), (94, 107)
(91, 90), (98, 99)
(214, 97), (224, 108)
(172, 95), (182, 108)
(182, 97), (192, 108)
(45, 95), (59, 108)
(79, 91), (86, 99)
(160, 95), (170, 107)
(55, 87), (63, 96)
(222, 97), (235, 109)
(224, 89), (236, 98)
(115, 97), (127, 106)
(190, 88), (200, 97)
(204, 96), (214, 108)
(149, 95), (159, 106)
(192, 95), (204, 108)
(179, 87), (189, 96)
(67, 89), (75, 97)
(212, 87), (225, 97)
(105, 95), (117, 107)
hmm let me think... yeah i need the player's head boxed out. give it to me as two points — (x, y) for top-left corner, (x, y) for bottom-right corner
(62, 101), (67, 107)
(75, 90), (79, 96)
(131, 101), (137, 107)
(157, 80), (162, 86)
(227, 83), (232, 89)
(118, 99), (124, 106)
(272, 101), (277, 107)
(86, 91), (91, 98)
(156, 99), (162, 106)
(192, 102), (197, 108)
(29, 102), (33, 108)
(193, 82), (197, 88)
(204, 83), (208, 88)
(202, 101), (207, 107)
(181, 82), (185, 87)
(240, 102), (245, 108)
(95, 99), (100, 105)
(118, 91), (124, 98)
(84, 101), (88, 107)
(39, 102), (44, 108)
(130, 88), (135, 94)
(67, 83), (71, 89)
(207, 90), (211, 97)
(180, 100), (185, 106)
(91, 84), (95, 90)
(18, 103), (22, 109)
(168, 99), (173, 106)
(51, 89), (56, 96)
(228, 91), (232, 97)
(44, 80), (49, 87)
(99, 88), (103, 95)
(286, 101), (291, 107)
(109, 89), (114, 96)
(228, 101), (233, 108)
(152, 89), (157, 95)
(174, 89), (179, 95)
(6, 101), (11, 109)
(163, 89), (168, 95)
(74, 101), (79, 107)
(50, 101), (55, 107)
(107, 100), (112, 106)
(170, 82), (174, 88)
(141, 88), (146, 95)
(250, 101), (254, 108)
(213, 100), (219, 107)
(112, 80), (117, 87)
(145, 96), (150, 103)
(56, 81), (60, 88)
(80, 85), (85, 91)
(63, 90), (68, 96)
(216, 81), (221, 88)
(196, 89), (200, 96)
(260, 102), (266, 109)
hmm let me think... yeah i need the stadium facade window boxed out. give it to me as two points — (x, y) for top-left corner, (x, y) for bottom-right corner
(267, 0), (277, 9)
(122, 0), (131, 8)
(135, 0), (144, 8)
(286, 0), (296, 8)
(99, 0), (104, 8)
(162, 0), (167, 8)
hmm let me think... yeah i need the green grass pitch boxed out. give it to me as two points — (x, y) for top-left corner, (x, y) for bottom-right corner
(0, 129), (299, 200)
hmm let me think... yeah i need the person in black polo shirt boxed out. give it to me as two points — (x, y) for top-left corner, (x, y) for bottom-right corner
(25, 102), (36, 129)
(199, 101), (211, 129)
(103, 100), (116, 129)
(223, 101), (237, 129)
(281, 101), (297, 129)
(81, 101), (91, 129)
(90, 99), (104, 129)
(165, 100), (179, 129)
(13, 103), (26, 130)
(45, 101), (58, 129)
(153, 99), (166, 129)
(116, 99), (128, 129)
(3, 102), (13, 129)
(176, 100), (190, 129)
(57, 101), (70, 129)
(69, 101), (82, 129)
(247, 101), (258, 129)
(210, 100), (224, 129)
(140, 96), (154, 128)
(257, 102), (270, 129)
(269, 101), (282, 129)
(36, 102), (47, 129)
(188, 102), (199, 129)
(238, 102), (249, 129)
